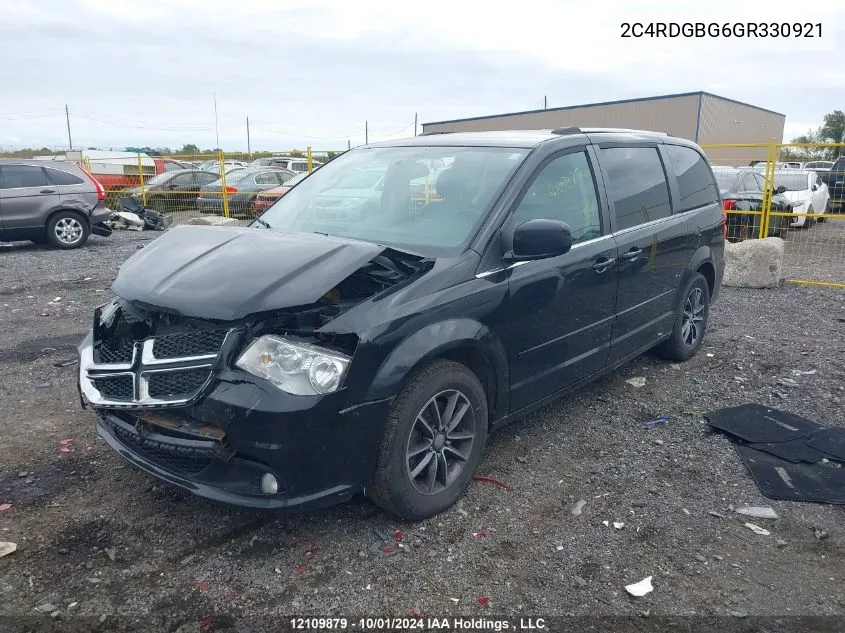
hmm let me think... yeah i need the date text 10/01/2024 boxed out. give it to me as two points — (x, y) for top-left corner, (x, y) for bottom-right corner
(290, 618), (548, 631)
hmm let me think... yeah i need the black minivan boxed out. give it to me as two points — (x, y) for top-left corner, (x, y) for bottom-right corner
(78, 129), (725, 520)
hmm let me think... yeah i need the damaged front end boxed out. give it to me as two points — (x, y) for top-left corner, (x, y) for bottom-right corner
(78, 238), (432, 509)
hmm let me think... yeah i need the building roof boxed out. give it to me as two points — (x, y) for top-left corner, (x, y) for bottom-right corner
(422, 91), (785, 127)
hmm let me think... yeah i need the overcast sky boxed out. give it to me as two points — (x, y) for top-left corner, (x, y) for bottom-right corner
(0, 0), (841, 151)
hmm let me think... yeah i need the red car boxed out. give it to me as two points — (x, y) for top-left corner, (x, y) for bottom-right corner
(252, 172), (308, 216)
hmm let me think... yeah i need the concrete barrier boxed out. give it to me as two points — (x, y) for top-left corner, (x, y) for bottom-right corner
(722, 237), (784, 288)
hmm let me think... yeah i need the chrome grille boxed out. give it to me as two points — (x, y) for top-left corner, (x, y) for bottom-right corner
(80, 330), (231, 408)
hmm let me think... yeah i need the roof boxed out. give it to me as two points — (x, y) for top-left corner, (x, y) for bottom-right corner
(366, 127), (686, 149)
(422, 91), (785, 127)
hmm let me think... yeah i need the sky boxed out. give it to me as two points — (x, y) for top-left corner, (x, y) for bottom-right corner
(0, 0), (842, 152)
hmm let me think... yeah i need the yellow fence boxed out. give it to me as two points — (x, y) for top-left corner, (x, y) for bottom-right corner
(702, 142), (845, 288)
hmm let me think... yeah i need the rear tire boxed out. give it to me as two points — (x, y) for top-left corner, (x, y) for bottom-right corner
(656, 273), (710, 362)
(367, 359), (488, 520)
(801, 207), (814, 229)
(46, 211), (89, 249)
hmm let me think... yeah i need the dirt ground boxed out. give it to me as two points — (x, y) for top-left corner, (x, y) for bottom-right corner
(1, 229), (844, 632)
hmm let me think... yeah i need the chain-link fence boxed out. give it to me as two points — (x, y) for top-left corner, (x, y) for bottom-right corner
(702, 142), (845, 288)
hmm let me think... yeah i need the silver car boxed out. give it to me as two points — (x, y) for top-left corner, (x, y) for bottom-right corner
(0, 159), (112, 248)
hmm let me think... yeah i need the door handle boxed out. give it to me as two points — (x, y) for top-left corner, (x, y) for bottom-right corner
(40, 188), (57, 194)
(592, 257), (616, 273)
(622, 248), (642, 261)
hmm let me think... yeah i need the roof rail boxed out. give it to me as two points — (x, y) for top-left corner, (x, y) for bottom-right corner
(420, 131), (454, 136)
(551, 126), (582, 135)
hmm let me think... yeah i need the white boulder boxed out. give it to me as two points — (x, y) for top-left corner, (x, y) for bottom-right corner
(722, 237), (784, 288)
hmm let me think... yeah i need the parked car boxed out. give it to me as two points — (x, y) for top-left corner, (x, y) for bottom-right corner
(252, 171), (309, 216)
(78, 128), (725, 520)
(201, 160), (248, 174)
(816, 155), (845, 212)
(771, 170), (830, 228)
(196, 167), (296, 216)
(0, 159), (112, 248)
(803, 161), (834, 171)
(712, 166), (792, 239)
(250, 156), (324, 173)
(124, 170), (221, 213)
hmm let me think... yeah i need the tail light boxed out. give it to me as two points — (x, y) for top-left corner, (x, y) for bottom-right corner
(225, 186), (238, 193)
(721, 199), (735, 239)
(722, 199), (737, 210)
(80, 167), (106, 201)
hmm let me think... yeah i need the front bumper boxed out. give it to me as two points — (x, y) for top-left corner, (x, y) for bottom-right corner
(79, 329), (392, 511)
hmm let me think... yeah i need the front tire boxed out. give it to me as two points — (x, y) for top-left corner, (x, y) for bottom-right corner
(46, 211), (89, 249)
(367, 359), (488, 520)
(656, 273), (710, 362)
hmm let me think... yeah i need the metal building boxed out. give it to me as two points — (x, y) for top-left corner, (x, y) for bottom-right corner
(421, 92), (785, 164)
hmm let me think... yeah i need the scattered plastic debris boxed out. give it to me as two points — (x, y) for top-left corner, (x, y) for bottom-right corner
(382, 546), (396, 554)
(744, 522), (771, 536)
(602, 520), (610, 527)
(776, 377), (799, 389)
(476, 596), (490, 606)
(0, 503), (11, 512)
(735, 506), (779, 520)
(639, 415), (670, 429)
(792, 369), (817, 376)
(294, 566), (308, 574)
(53, 359), (78, 368)
(0, 542), (17, 558)
(409, 609), (422, 617)
(393, 530), (404, 542)
(573, 575), (587, 588)
(472, 530), (494, 539)
(104, 547), (116, 561)
(814, 527), (829, 540)
(625, 576), (654, 597)
(626, 377), (647, 388)
(682, 508), (690, 515)
(35, 603), (57, 613)
(613, 522), (625, 530)
(472, 475), (510, 491)
(200, 615), (213, 631)
(571, 500), (587, 516)
(706, 353), (714, 358)
(708, 510), (726, 519)
(197, 581), (209, 592)
(58, 438), (73, 454)
(449, 598), (459, 603)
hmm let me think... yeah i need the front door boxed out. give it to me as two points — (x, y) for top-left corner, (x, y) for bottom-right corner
(595, 145), (693, 365)
(497, 148), (618, 412)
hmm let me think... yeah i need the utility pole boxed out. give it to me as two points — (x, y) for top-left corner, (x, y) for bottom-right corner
(65, 104), (73, 150)
(213, 92), (220, 150)
(246, 116), (251, 157)
(365, 121), (368, 145)
(544, 95), (547, 110)
(414, 112), (418, 137)
(347, 139), (351, 151)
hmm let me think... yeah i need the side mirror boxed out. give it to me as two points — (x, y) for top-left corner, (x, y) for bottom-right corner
(812, 184), (818, 191)
(775, 185), (787, 194)
(507, 219), (572, 262)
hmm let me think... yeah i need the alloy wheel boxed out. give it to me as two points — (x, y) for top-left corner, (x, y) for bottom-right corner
(54, 217), (84, 245)
(405, 389), (475, 496)
(681, 287), (705, 347)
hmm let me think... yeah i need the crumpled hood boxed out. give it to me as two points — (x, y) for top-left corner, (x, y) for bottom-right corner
(111, 225), (385, 321)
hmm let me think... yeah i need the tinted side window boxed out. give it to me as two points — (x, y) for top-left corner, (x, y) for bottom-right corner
(170, 173), (194, 186)
(0, 165), (49, 189)
(740, 173), (759, 192)
(164, 161), (184, 172)
(195, 172), (218, 185)
(665, 145), (719, 212)
(600, 147), (671, 231)
(45, 167), (85, 186)
(511, 151), (602, 244)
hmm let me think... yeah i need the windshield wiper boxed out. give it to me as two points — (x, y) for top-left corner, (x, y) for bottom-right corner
(252, 218), (271, 229)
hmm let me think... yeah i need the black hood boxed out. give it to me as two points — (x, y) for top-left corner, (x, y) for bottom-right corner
(111, 225), (386, 321)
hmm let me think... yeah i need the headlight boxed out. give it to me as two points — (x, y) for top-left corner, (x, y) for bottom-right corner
(236, 335), (351, 395)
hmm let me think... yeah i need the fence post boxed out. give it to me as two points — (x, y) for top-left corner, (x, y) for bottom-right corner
(136, 152), (147, 207)
(759, 141), (778, 239)
(307, 146), (313, 173)
(219, 151), (230, 218)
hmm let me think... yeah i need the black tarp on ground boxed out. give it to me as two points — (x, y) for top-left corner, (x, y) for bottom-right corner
(705, 403), (845, 504)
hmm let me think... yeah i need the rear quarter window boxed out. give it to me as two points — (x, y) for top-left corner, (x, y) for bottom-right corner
(45, 168), (85, 186)
(665, 145), (719, 212)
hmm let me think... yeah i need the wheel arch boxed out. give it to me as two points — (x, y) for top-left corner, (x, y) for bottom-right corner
(363, 318), (509, 423)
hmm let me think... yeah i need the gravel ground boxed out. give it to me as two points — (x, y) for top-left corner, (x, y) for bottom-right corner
(1, 229), (844, 632)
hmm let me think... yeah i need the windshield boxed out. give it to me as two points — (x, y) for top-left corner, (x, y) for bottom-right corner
(257, 146), (528, 255)
(773, 172), (810, 191)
